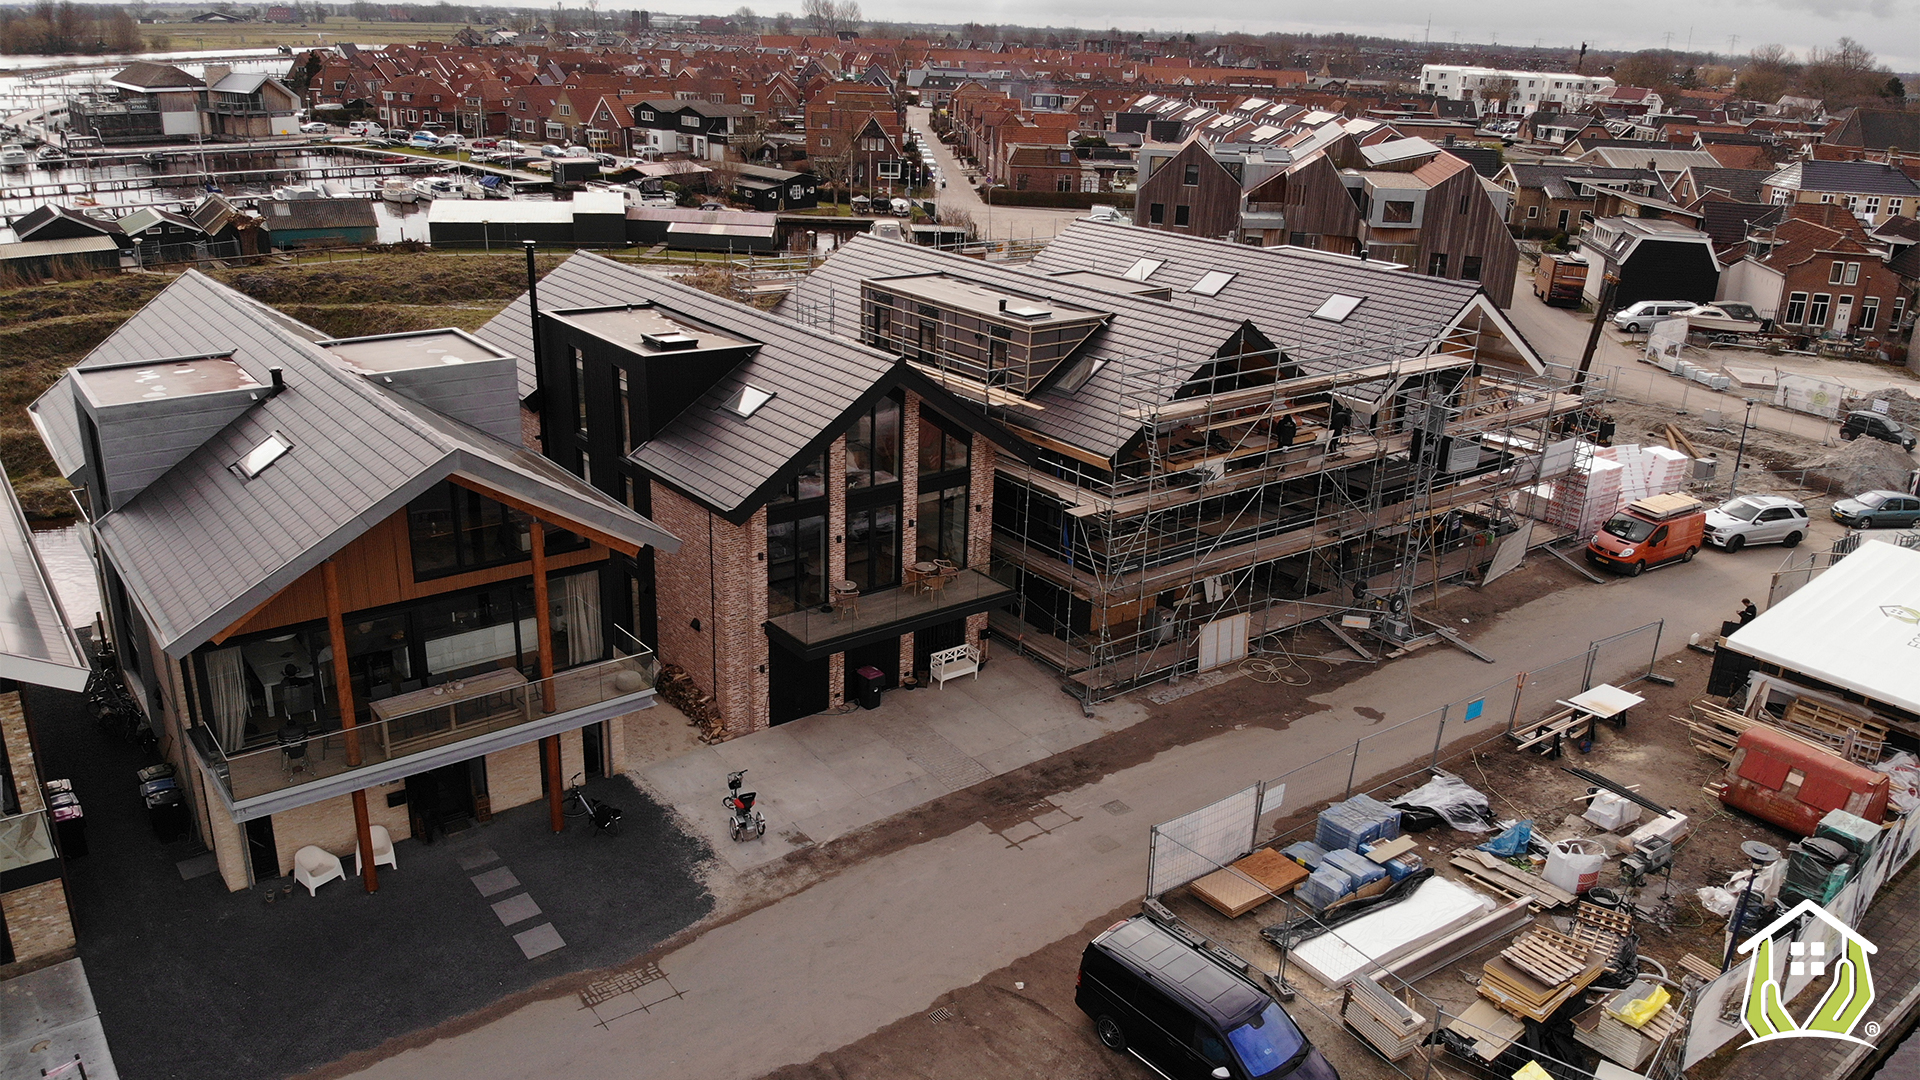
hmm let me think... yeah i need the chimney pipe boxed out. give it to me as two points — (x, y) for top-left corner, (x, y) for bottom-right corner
(998, 298), (1007, 312)
(269, 366), (284, 395)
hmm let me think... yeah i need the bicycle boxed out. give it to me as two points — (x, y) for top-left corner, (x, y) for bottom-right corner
(563, 773), (623, 835)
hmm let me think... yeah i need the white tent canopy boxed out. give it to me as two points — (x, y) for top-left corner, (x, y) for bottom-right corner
(1726, 539), (1920, 717)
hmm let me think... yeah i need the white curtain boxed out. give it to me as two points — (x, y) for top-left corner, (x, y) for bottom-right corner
(204, 646), (249, 752)
(560, 571), (603, 667)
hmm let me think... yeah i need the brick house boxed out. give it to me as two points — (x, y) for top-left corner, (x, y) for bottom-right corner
(1494, 163), (1662, 236)
(478, 254), (1026, 730)
(1722, 207), (1907, 341)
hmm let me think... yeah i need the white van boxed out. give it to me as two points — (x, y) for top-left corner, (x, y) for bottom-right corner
(347, 121), (383, 137)
(1611, 300), (1698, 333)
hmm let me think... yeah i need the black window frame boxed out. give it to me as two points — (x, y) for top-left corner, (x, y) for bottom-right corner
(1174, 204), (1191, 227)
(406, 479), (585, 581)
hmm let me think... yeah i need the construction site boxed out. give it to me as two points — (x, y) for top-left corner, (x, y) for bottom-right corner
(782, 221), (1596, 705)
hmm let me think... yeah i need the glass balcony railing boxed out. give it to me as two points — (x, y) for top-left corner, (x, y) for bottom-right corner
(765, 567), (1011, 650)
(0, 808), (57, 873)
(194, 646), (659, 805)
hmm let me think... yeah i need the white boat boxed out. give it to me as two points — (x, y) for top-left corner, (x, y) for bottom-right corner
(0, 143), (29, 169)
(411, 177), (486, 200)
(379, 178), (425, 204)
(271, 184), (321, 200)
(34, 145), (66, 168)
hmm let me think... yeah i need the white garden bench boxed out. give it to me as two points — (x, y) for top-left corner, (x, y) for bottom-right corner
(928, 644), (980, 687)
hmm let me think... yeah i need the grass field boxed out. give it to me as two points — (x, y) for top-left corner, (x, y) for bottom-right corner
(142, 17), (470, 51)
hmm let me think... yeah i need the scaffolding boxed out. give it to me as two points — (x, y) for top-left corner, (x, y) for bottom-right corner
(784, 271), (1596, 703)
(969, 325), (1595, 702)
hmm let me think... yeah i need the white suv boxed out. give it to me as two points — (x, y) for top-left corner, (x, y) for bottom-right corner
(1611, 300), (1698, 333)
(1704, 495), (1809, 552)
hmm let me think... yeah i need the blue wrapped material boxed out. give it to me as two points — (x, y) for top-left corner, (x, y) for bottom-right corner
(1322, 849), (1387, 889)
(1382, 853), (1424, 881)
(1477, 820), (1533, 856)
(1314, 794), (1404, 853)
(1281, 841), (1328, 869)
(1297, 865), (1354, 912)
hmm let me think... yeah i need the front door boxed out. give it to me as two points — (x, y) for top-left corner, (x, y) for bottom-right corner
(769, 645), (829, 725)
(245, 815), (279, 882)
(406, 761), (477, 843)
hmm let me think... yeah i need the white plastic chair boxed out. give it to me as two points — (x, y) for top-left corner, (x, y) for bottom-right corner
(356, 824), (397, 877)
(293, 845), (345, 896)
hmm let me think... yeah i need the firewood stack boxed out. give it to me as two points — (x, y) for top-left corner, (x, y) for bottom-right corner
(655, 663), (728, 743)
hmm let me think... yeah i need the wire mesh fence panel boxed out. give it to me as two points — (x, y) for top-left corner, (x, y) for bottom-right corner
(1436, 676), (1520, 757)
(1146, 783), (1262, 898)
(1350, 708), (1446, 798)
(1587, 620), (1665, 688)
(1257, 744), (1357, 846)
(1510, 650), (1592, 732)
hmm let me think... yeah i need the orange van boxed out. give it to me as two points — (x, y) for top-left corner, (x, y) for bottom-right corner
(1586, 492), (1707, 576)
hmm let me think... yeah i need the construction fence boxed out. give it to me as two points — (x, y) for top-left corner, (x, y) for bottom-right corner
(1144, 619), (1667, 901)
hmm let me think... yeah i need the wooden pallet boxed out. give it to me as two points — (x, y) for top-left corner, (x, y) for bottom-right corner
(1781, 700), (1887, 765)
(1677, 698), (1836, 763)
(1500, 929), (1588, 985)
(1577, 902), (1635, 937)
(1678, 952), (1724, 982)
(1479, 950), (1606, 1022)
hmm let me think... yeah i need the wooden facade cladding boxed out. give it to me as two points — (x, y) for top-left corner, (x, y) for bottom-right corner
(1134, 140), (1242, 240)
(1414, 166), (1519, 307)
(1247, 155), (1363, 245)
(214, 502), (607, 641)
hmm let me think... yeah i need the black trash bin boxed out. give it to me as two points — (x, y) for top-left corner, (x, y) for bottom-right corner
(147, 788), (188, 843)
(854, 665), (885, 710)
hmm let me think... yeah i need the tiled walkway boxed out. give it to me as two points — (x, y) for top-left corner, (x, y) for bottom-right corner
(634, 652), (1148, 870)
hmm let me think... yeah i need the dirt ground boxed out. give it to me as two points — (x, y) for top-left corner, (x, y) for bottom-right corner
(755, 628), (1801, 1080)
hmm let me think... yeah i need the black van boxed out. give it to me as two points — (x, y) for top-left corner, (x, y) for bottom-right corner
(1076, 916), (1340, 1080)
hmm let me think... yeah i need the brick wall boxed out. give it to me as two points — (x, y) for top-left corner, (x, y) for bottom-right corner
(648, 482), (770, 735)
(268, 780), (411, 877)
(0, 693), (41, 815)
(486, 740), (545, 810)
(0, 881), (76, 967)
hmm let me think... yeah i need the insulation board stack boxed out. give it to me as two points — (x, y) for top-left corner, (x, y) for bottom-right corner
(1282, 840), (1329, 869)
(1642, 445), (1693, 492)
(1315, 794), (1402, 853)
(1545, 457), (1625, 537)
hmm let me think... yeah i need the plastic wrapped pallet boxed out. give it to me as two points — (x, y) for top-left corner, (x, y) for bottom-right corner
(1323, 849), (1388, 890)
(1382, 853), (1424, 881)
(1298, 865), (1355, 912)
(1815, 809), (1882, 860)
(1282, 840), (1329, 869)
(1315, 794), (1403, 853)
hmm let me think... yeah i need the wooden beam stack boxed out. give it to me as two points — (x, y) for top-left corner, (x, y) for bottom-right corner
(1450, 848), (1578, 909)
(1341, 976), (1431, 1061)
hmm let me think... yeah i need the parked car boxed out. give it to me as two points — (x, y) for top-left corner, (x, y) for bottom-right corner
(437, 133), (465, 149)
(1586, 492), (1707, 575)
(408, 131), (441, 148)
(469, 138), (498, 150)
(1077, 915), (1339, 1080)
(539, 143), (566, 157)
(347, 121), (384, 137)
(1839, 411), (1916, 451)
(299, 121), (328, 134)
(1683, 302), (1766, 336)
(1831, 490), (1920, 529)
(1703, 495), (1809, 551)
(563, 144), (593, 157)
(495, 139), (524, 153)
(1612, 300), (1698, 333)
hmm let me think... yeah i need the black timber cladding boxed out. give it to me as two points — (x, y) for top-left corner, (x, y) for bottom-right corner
(474, 253), (1031, 523)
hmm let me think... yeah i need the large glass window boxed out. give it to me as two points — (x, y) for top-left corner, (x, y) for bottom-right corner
(919, 415), (969, 475)
(407, 481), (583, 580)
(844, 504), (899, 593)
(1784, 292), (1807, 324)
(845, 395), (901, 489)
(917, 485), (968, 566)
(572, 347), (588, 434)
(767, 514), (827, 616)
(1809, 293), (1832, 327)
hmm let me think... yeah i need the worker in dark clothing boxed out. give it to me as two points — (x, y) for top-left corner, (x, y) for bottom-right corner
(1273, 413), (1297, 457)
(1738, 599), (1758, 625)
(1327, 400), (1351, 454)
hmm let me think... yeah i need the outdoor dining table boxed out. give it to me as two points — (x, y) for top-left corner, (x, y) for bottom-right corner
(367, 668), (529, 756)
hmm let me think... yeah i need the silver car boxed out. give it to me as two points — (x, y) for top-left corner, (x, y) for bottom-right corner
(1704, 495), (1809, 551)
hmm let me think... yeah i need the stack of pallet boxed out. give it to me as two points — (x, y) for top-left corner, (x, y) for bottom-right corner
(1543, 457), (1626, 537)
(1341, 975), (1431, 1061)
(1478, 926), (1609, 1022)
(1679, 698), (1886, 766)
(1780, 699), (1887, 765)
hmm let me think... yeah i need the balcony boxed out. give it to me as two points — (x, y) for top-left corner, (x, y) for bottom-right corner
(764, 567), (1012, 660)
(190, 647), (660, 821)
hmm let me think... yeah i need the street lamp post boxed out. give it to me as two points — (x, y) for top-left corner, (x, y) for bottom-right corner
(1728, 397), (1758, 497)
(481, 220), (489, 255)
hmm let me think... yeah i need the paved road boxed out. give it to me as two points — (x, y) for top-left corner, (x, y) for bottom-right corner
(1501, 268), (1920, 446)
(341, 524), (1825, 1080)
(907, 106), (1085, 244)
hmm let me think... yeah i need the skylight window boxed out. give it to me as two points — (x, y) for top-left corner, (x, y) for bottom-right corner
(1004, 303), (1051, 319)
(1311, 294), (1366, 323)
(1122, 258), (1164, 281)
(725, 384), (775, 418)
(1189, 271), (1236, 296)
(234, 432), (292, 478)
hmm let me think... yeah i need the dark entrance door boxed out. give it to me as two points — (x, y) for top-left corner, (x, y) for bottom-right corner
(843, 637), (900, 701)
(406, 761), (477, 843)
(582, 721), (607, 778)
(245, 815), (279, 882)
(769, 645), (829, 725)
(912, 618), (968, 681)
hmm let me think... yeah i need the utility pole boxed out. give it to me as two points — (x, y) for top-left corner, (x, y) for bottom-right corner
(1575, 272), (1619, 390)
(1728, 398), (1758, 497)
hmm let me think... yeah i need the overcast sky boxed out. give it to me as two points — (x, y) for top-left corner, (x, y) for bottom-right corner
(688, 0), (1920, 75)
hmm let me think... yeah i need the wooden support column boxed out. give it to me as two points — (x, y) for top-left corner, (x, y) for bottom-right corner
(323, 560), (377, 893)
(531, 520), (564, 833)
